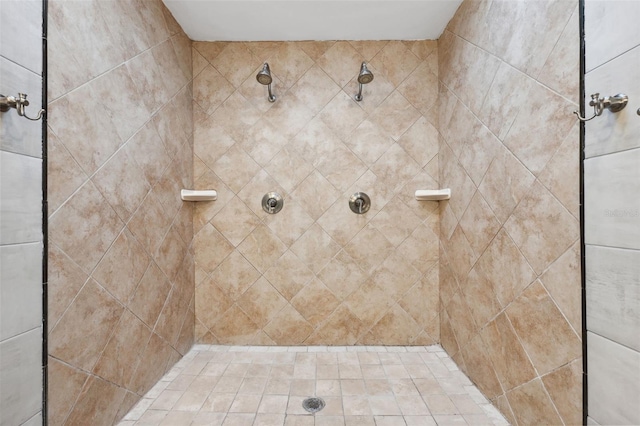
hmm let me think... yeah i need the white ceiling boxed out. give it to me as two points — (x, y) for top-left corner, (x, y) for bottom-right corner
(162, 1), (463, 41)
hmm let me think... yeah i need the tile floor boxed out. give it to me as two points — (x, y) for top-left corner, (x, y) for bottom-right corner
(119, 345), (509, 426)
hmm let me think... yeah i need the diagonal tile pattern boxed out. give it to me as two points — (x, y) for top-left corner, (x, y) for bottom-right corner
(47, 1), (195, 424)
(47, 3), (582, 425)
(192, 40), (441, 347)
(438, 0), (582, 424)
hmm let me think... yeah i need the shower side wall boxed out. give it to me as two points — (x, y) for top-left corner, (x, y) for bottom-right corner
(437, 0), (581, 425)
(191, 40), (440, 345)
(46, 1), (194, 424)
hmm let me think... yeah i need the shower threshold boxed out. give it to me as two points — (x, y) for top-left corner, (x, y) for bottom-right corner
(119, 345), (509, 426)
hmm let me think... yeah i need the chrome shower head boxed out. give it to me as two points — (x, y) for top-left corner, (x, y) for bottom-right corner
(355, 62), (374, 101)
(256, 63), (273, 85)
(357, 62), (374, 84)
(256, 63), (276, 102)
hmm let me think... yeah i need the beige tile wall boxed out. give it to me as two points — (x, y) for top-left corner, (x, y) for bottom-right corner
(46, 1), (194, 424)
(45, 1), (584, 424)
(192, 41), (441, 346)
(438, 0), (582, 425)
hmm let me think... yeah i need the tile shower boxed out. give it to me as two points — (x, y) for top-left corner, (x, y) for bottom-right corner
(190, 39), (440, 346)
(43, 0), (581, 425)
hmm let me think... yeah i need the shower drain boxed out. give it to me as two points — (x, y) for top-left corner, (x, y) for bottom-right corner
(302, 397), (325, 413)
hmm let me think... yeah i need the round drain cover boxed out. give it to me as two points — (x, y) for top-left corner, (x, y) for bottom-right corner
(302, 397), (325, 413)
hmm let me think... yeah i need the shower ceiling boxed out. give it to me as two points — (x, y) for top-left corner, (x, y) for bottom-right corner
(161, 0), (463, 41)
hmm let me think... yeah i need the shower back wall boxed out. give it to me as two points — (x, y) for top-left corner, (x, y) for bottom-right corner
(192, 40), (441, 345)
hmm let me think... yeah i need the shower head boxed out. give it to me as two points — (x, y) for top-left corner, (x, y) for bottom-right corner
(256, 63), (273, 85)
(355, 62), (374, 101)
(357, 62), (374, 85)
(256, 63), (276, 102)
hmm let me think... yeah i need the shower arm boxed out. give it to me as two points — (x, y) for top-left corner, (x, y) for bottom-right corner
(267, 83), (276, 103)
(355, 83), (364, 102)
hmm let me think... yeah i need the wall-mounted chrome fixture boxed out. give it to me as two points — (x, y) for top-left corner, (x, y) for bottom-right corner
(354, 62), (374, 102)
(256, 63), (276, 103)
(0, 93), (45, 121)
(574, 93), (628, 122)
(262, 192), (283, 214)
(349, 192), (370, 214)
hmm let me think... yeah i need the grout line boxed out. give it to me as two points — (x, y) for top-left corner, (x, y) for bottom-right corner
(586, 330), (640, 354)
(585, 43), (640, 75)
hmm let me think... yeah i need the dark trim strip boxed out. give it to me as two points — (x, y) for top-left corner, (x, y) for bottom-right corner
(578, 0), (587, 423)
(41, 0), (48, 423)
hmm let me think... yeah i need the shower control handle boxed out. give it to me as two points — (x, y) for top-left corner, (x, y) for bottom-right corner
(261, 192), (283, 214)
(349, 192), (371, 214)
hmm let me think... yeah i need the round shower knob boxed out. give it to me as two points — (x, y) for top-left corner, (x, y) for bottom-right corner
(262, 192), (283, 214)
(349, 192), (371, 214)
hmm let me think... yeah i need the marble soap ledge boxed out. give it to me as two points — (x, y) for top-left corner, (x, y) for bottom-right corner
(181, 189), (217, 201)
